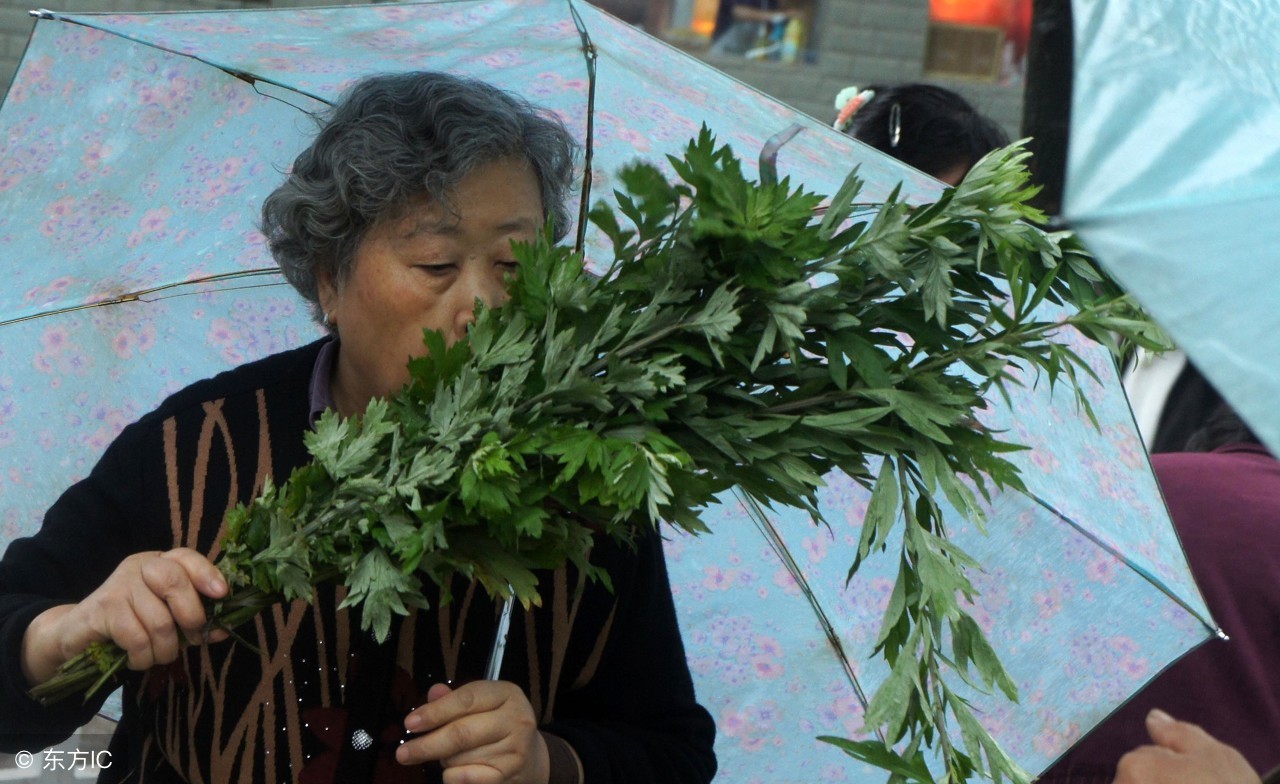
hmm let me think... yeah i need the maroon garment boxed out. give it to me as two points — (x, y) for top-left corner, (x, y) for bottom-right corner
(1039, 444), (1280, 782)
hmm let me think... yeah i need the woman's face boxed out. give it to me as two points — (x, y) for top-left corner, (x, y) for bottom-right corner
(935, 160), (971, 187)
(318, 156), (544, 415)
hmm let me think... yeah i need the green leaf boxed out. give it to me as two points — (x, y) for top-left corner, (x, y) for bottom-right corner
(835, 333), (895, 388)
(819, 737), (937, 783)
(340, 548), (422, 642)
(863, 627), (922, 737)
(858, 459), (900, 562)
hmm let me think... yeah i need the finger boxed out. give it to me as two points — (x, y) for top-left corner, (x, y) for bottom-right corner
(428, 682), (453, 702)
(398, 713), (506, 766)
(442, 737), (529, 770)
(1113, 747), (1174, 784)
(104, 614), (155, 671)
(441, 730), (550, 784)
(135, 574), (197, 663)
(162, 548), (228, 599)
(110, 590), (176, 670)
(441, 763), (503, 784)
(169, 549), (232, 646)
(139, 554), (212, 644)
(1145, 708), (1205, 754)
(204, 627), (230, 644)
(405, 682), (501, 734)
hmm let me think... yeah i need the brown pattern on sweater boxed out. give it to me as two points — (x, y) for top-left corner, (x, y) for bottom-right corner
(136, 391), (617, 782)
(142, 393), (325, 781)
(523, 568), (615, 724)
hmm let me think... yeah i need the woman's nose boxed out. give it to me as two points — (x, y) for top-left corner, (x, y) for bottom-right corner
(451, 264), (509, 336)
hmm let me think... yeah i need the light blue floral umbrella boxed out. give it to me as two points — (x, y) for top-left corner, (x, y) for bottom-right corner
(1064, 0), (1280, 453)
(0, 1), (1214, 780)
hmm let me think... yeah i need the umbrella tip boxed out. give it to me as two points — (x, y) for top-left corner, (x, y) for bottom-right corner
(1215, 627), (1230, 642)
(30, 8), (55, 18)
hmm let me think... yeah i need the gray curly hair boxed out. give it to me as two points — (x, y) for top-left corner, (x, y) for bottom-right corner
(261, 71), (579, 327)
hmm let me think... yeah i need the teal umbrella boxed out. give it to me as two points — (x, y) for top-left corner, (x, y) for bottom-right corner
(1065, 0), (1280, 452)
(0, 1), (1214, 779)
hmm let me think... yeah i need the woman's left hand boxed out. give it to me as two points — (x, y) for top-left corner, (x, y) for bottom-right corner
(398, 681), (550, 784)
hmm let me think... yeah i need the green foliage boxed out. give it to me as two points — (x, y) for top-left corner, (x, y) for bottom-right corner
(34, 130), (1161, 784)
(216, 132), (1161, 784)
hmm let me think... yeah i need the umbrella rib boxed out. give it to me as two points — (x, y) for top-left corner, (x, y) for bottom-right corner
(732, 488), (885, 743)
(568, 0), (597, 256)
(35, 11), (331, 109)
(1024, 491), (1224, 637)
(0, 268), (284, 328)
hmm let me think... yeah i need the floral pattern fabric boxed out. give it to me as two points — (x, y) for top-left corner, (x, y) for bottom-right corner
(0, 1), (1212, 780)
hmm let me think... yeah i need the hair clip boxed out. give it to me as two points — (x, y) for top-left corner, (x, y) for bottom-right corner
(833, 86), (875, 132)
(888, 102), (902, 148)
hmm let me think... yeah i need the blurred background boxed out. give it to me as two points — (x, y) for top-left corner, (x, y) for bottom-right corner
(0, 0), (1035, 137)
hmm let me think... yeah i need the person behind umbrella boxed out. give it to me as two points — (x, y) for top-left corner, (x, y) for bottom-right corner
(708, 0), (781, 55)
(833, 82), (1010, 186)
(0, 71), (716, 784)
(1040, 402), (1280, 781)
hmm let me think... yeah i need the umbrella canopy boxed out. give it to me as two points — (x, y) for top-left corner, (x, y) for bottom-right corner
(0, 1), (1215, 780)
(1063, 0), (1280, 453)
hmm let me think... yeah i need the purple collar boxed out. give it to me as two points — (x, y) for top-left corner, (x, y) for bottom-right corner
(308, 338), (338, 427)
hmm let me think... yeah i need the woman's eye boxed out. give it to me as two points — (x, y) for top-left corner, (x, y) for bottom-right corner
(417, 264), (456, 276)
(497, 261), (520, 273)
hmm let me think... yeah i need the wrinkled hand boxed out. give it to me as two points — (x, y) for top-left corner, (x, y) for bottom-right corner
(398, 681), (550, 784)
(1113, 709), (1262, 784)
(22, 548), (228, 685)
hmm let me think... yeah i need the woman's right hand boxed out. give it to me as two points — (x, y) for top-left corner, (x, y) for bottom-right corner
(20, 548), (229, 687)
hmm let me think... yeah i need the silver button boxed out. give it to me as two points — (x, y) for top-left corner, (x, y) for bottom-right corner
(350, 729), (374, 751)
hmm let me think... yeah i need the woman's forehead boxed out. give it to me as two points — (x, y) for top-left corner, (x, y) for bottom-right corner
(381, 178), (543, 240)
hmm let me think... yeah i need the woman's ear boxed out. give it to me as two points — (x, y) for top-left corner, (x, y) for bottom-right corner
(316, 269), (339, 327)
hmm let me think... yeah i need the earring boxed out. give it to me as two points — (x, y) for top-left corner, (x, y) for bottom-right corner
(322, 312), (331, 329)
(889, 102), (902, 149)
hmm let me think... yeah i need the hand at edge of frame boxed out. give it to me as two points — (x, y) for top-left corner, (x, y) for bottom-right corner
(1112, 709), (1262, 784)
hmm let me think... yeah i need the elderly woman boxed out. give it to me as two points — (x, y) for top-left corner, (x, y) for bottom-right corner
(0, 72), (716, 784)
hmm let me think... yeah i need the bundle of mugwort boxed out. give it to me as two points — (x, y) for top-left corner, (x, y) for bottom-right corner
(35, 131), (1158, 784)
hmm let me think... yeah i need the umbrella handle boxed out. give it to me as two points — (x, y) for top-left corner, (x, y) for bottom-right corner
(485, 590), (515, 680)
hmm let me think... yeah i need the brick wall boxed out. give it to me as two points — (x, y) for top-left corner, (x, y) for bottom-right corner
(0, 0), (1025, 139)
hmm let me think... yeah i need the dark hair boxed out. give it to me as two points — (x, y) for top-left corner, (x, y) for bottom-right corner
(261, 71), (579, 326)
(1185, 402), (1263, 453)
(842, 83), (1010, 181)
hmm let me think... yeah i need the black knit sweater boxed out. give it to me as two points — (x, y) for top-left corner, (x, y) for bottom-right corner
(0, 340), (716, 783)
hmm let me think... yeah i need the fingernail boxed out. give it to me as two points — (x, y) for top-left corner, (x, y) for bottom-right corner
(405, 714), (422, 732)
(1148, 708), (1173, 724)
(208, 577), (227, 596)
